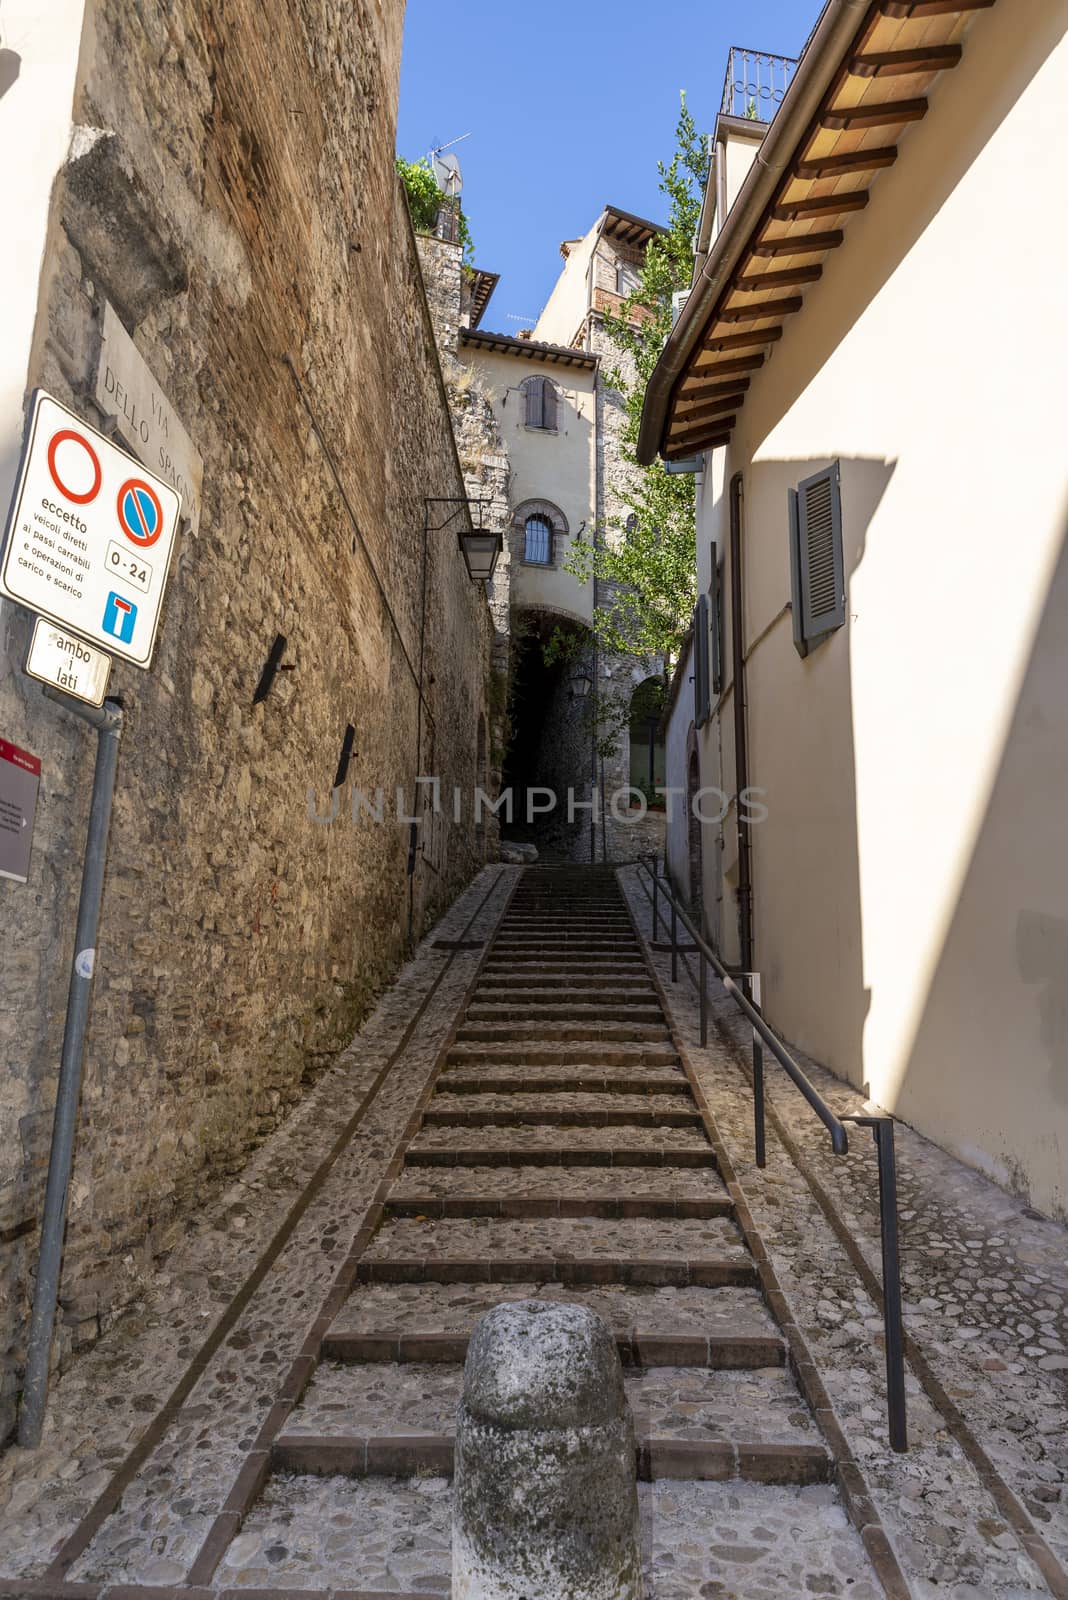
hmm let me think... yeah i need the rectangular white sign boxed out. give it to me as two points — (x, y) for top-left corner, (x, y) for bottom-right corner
(25, 617), (112, 707)
(94, 302), (204, 535)
(0, 738), (40, 884)
(0, 390), (180, 668)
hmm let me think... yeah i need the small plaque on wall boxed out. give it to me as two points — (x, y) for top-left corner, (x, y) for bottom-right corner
(0, 738), (41, 884)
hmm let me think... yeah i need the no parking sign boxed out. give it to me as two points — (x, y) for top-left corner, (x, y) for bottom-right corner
(0, 391), (180, 668)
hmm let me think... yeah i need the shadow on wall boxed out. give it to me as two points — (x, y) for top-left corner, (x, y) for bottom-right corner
(742, 455), (896, 1097)
(893, 506), (1068, 1217)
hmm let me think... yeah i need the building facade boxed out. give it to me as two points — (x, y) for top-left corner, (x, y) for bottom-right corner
(421, 206), (670, 861)
(642, 0), (1068, 1217)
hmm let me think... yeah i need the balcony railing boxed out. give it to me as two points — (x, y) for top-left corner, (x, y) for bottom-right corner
(720, 46), (799, 123)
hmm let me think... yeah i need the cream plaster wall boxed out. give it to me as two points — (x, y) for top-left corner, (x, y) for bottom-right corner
(533, 227), (597, 349)
(687, 0), (1068, 1215)
(459, 345), (596, 623)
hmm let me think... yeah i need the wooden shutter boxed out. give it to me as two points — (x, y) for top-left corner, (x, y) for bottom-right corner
(693, 594), (710, 728)
(787, 489), (809, 659)
(709, 545), (724, 696)
(541, 379), (557, 430)
(525, 379), (542, 428)
(793, 464), (845, 648)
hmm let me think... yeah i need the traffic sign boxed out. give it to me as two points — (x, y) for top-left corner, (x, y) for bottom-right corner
(1, 391), (180, 668)
(25, 618), (112, 707)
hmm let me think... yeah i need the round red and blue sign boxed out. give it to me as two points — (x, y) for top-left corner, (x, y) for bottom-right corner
(116, 478), (164, 547)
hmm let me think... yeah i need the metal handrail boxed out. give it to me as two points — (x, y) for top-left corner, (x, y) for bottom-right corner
(634, 852), (907, 1452)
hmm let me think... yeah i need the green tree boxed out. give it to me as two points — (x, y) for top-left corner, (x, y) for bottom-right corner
(396, 155), (475, 264)
(562, 94), (707, 672)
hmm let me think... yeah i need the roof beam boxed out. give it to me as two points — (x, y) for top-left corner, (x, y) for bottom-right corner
(851, 44), (962, 76)
(665, 430), (732, 459)
(794, 147), (897, 179)
(677, 377), (752, 404)
(673, 394), (747, 423)
(773, 191), (869, 221)
(705, 326), (784, 352)
(672, 415), (738, 446)
(881, 0), (993, 14)
(751, 229), (843, 256)
(734, 264), (822, 290)
(821, 98), (928, 130)
(690, 353), (766, 377)
(716, 296), (803, 321)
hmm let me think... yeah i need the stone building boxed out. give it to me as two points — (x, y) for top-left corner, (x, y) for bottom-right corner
(419, 204), (670, 862)
(0, 0), (495, 1436)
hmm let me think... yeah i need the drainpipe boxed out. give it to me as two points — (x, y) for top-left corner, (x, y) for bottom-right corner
(728, 472), (753, 973)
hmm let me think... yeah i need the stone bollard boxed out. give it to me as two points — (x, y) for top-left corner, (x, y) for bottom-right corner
(453, 1299), (643, 1600)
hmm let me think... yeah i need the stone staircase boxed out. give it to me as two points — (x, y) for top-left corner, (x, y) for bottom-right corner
(215, 868), (880, 1598)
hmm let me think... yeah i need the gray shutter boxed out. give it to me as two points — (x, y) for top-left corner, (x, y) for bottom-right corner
(709, 545), (724, 695)
(525, 379), (542, 428)
(797, 463), (845, 642)
(787, 489), (809, 659)
(542, 379), (557, 431)
(693, 594), (710, 728)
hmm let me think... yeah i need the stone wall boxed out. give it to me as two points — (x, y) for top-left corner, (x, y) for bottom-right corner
(0, 0), (494, 1437)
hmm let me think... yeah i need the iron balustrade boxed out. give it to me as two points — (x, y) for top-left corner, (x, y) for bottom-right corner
(720, 46), (799, 123)
(634, 852), (907, 1453)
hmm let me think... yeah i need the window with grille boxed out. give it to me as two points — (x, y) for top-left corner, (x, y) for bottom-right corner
(524, 514), (553, 565)
(523, 376), (558, 430)
(616, 260), (639, 297)
(693, 594), (710, 728)
(788, 463), (845, 657)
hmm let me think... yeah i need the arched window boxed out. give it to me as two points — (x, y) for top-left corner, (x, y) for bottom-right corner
(522, 375), (558, 431)
(524, 514), (553, 565)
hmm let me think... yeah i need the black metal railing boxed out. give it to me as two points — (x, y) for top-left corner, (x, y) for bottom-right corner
(720, 46), (799, 122)
(635, 853), (907, 1452)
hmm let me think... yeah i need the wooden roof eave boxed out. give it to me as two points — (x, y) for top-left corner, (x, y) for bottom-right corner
(658, 0), (994, 456)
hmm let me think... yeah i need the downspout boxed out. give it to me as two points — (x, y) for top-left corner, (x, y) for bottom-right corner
(728, 471), (753, 974)
(714, 132), (728, 254)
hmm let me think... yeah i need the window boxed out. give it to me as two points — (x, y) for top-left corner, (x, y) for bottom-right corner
(524, 514), (553, 565)
(788, 462), (845, 657)
(693, 593), (710, 728)
(523, 376), (558, 430)
(616, 260), (639, 297)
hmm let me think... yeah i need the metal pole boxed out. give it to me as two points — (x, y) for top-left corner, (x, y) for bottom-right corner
(670, 895), (678, 984)
(19, 695), (123, 1448)
(874, 1119), (908, 1452)
(699, 950), (707, 1046)
(651, 854), (659, 938)
(750, 973), (765, 1169)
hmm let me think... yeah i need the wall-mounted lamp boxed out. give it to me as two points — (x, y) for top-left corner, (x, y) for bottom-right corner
(568, 671), (593, 702)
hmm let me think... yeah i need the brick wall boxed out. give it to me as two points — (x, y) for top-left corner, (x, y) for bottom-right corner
(0, 0), (494, 1436)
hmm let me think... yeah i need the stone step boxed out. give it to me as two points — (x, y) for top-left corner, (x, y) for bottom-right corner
(481, 959), (647, 973)
(384, 1193), (734, 1220)
(455, 1021), (672, 1044)
(435, 1071), (689, 1095)
(405, 1134), (714, 1169)
(465, 1002), (665, 1022)
(212, 1475), (873, 1597)
(421, 1098), (702, 1129)
(322, 1328), (782, 1368)
(491, 938), (640, 951)
(365, 1214), (746, 1264)
(327, 1280), (781, 1352)
(389, 1162), (728, 1202)
(272, 1432), (830, 1486)
(354, 1259), (757, 1289)
(446, 1042), (679, 1067)
(476, 972), (658, 985)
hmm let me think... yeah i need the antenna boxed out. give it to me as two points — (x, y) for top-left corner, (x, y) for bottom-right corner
(429, 132), (472, 199)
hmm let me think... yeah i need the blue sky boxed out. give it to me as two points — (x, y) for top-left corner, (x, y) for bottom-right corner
(397, 0), (819, 329)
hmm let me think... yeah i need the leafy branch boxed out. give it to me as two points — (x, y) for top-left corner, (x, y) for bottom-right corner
(562, 94), (708, 671)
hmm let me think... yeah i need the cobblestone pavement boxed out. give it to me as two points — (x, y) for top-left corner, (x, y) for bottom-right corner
(621, 862), (1068, 1599)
